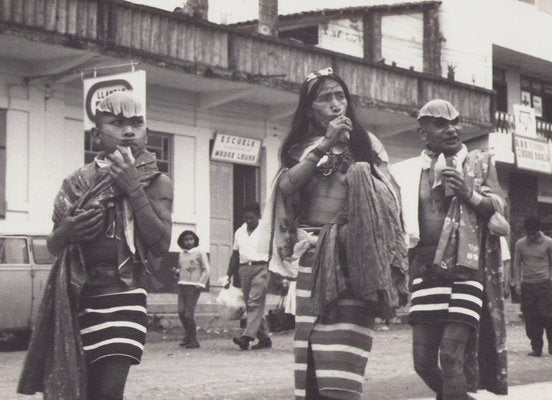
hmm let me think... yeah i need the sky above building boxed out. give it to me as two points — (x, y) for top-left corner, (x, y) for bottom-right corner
(128, 0), (403, 24)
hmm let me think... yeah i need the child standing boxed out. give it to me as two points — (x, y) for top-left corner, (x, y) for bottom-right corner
(175, 230), (210, 348)
(18, 91), (173, 400)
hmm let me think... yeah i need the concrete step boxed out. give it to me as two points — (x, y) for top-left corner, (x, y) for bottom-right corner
(147, 291), (524, 331)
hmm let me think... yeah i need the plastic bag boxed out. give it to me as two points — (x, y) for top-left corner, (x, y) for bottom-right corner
(216, 286), (245, 321)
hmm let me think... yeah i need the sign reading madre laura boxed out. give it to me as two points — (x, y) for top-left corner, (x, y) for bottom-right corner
(211, 133), (262, 166)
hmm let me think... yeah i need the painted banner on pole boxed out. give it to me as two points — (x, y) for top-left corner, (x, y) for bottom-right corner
(83, 70), (146, 132)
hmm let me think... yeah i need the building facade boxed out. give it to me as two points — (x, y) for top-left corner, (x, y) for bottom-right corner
(0, 0), (494, 287)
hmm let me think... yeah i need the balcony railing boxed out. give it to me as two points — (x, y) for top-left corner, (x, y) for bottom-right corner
(495, 111), (552, 139)
(0, 0), (494, 126)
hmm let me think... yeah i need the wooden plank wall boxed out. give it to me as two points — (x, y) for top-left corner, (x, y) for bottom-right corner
(230, 33), (333, 84)
(0, 0), (492, 124)
(0, 0), (99, 39)
(108, 2), (228, 68)
(337, 59), (419, 108)
(420, 80), (492, 124)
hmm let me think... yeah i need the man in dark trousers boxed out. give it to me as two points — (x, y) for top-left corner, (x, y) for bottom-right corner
(513, 215), (552, 356)
(224, 202), (271, 350)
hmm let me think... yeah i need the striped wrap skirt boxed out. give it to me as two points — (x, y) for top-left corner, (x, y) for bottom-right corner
(294, 250), (374, 400)
(78, 288), (148, 365)
(408, 278), (484, 329)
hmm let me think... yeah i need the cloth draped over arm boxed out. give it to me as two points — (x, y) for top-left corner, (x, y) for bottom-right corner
(310, 162), (409, 319)
(433, 150), (506, 275)
(17, 150), (160, 399)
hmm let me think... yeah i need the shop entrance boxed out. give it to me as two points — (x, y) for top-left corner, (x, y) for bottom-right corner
(209, 161), (260, 285)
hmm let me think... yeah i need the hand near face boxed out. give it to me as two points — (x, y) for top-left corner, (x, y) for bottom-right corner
(440, 167), (472, 199)
(106, 145), (141, 195)
(320, 115), (353, 151)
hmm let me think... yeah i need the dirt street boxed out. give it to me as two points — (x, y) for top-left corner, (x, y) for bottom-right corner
(2, 323), (552, 399)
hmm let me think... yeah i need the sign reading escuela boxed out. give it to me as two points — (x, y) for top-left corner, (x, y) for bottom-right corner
(210, 133), (262, 166)
(514, 134), (552, 174)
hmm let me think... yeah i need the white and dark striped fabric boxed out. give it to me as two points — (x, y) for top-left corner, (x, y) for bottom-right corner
(408, 278), (484, 329)
(78, 288), (147, 365)
(294, 251), (374, 400)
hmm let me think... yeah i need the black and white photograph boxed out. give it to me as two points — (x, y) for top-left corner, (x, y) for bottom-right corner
(0, 0), (551, 398)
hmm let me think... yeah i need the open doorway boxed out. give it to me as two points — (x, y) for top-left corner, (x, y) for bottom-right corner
(209, 161), (261, 285)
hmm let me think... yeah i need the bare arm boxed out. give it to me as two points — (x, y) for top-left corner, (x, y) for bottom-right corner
(129, 174), (173, 257)
(107, 150), (173, 257)
(512, 241), (523, 288)
(279, 117), (352, 196)
(226, 250), (240, 279)
(199, 251), (211, 287)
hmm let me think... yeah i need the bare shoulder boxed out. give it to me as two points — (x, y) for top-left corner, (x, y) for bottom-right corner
(146, 173), (173, 200)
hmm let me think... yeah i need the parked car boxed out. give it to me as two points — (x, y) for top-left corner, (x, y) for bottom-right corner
(0, 233), (54, 343)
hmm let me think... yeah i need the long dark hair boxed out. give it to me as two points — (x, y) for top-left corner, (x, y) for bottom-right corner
(280, 74), (374, 168)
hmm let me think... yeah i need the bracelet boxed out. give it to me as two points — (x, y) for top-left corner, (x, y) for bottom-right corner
(467, 190), (484, 206)
(309, 147), (326, 159)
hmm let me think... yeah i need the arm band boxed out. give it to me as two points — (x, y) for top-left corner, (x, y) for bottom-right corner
(468, 190), (484, 206)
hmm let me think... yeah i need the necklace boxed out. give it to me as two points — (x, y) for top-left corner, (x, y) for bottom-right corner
(316, 146), (353, 176)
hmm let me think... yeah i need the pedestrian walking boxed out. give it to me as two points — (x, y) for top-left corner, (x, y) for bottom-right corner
(260, 67), (408, 400)
(17, 91), (173, 400)
(224, 202), (272, 350)
(513, 215), (552, 357)
(174, 230), (210, 349)
(393, 99), (509, 398)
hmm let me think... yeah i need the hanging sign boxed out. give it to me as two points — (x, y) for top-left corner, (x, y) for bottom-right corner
(210, 133), (262, 165)
(513, 134), (552, 174)
(488, 132), (514, 164)
(83, 70), (146, 132)
(513, 103), (537, 137)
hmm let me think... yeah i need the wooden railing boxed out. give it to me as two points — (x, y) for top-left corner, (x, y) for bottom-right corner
(495, 111), (552, 139)
(0, 0), (494, 125)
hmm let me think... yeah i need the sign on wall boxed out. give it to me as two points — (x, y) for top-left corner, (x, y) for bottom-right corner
(210, 133), (262, 166)
(513, 134), (552, 174)
(488, 132), (514, 164)
(513, 103), (537, 137)
(83, 70), (146, 132)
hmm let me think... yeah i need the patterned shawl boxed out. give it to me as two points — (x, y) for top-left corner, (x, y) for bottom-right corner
(18, 150), (160, 399)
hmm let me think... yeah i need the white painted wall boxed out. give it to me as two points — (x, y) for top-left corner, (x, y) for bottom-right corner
(318, 18), (364, 58)
(381, 13), (424, 71)
(0, 68), (289, 260)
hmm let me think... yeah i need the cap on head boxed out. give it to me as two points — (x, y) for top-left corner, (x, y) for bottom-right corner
(417, 99), (459, 121)
(96, 91), (144, 120)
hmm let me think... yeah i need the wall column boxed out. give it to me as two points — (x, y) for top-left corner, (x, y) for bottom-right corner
(363, 11), (382, 63)
(423, 5), (442, 76)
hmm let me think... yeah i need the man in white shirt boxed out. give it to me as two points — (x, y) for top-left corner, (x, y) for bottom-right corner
(224, 203), (271, 350)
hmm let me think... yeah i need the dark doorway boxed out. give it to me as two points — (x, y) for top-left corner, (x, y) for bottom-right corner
(233, 164), (260, 232)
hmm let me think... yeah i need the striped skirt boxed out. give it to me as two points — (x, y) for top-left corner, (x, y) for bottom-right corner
(78, 288), (148, 365)
(294, 251), (374, 400)
(408, 278), (484, 329)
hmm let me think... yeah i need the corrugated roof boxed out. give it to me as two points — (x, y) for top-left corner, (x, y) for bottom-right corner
(231, 1), (441, 27)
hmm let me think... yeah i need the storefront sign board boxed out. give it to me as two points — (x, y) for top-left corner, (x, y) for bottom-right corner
(513, 134), (552, 174)
(210, 133), (262, 166)
(83, 70), (147, 132)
